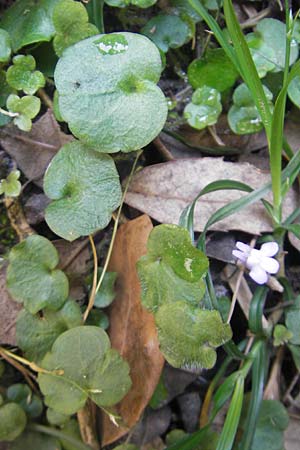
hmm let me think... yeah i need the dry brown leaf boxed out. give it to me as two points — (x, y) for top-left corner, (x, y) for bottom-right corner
(125, 158), (297, 234)
(0, 109), (72, 187)
(0, 265), (21, 345)
(101, 215), (165, 446)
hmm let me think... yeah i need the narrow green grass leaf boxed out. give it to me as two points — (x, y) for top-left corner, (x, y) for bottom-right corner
(238, 342), (266, 450)
(249, 287), (268, 335)
(223, 0), (272, 140)
(216, 375), (244, 450)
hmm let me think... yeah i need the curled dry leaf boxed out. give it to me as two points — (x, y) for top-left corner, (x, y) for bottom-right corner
(0, 109), (72, 187)
(101, 215), (165, 446)
(125, 158), (297, 234)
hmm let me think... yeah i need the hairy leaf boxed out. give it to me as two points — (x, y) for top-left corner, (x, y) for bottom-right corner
(6, 55), (45, 95)
(137, 224), (208, 312)
(184, 86), (222, 130)
(0, 28), (12, 62)
(155, 301), (232, 370)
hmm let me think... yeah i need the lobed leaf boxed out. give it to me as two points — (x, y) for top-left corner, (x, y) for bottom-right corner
(7, 235), (69, 314)
(38, 326), (131, 415)
(6, 55), (45, 95)
(184, 86), (222, 130)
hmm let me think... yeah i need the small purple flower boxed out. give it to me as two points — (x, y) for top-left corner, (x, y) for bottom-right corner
(232, 241), (280, 285)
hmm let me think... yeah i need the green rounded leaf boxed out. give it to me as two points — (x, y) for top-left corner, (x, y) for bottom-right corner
(11, 431), (61, 450)
(6, 54), (45, 95)
(105, 0), (156, 7)
(184, 86), (222, 130)
(0, 170), (21, 197)
(59, 419), (84, 450)
(0, 0), (60, 52)
(7, 235), (69, 314)
(44, 141), (122, 241)
(248, 18), (299, 74)
(0, 28), (12, 63)
(53, 0), (98, 56)
(16, 299), (82, 363)
(86, 309), (109, 330)
(6, 384), (43, 418)
(137, 224), (208, 312)
(54, 32), (167, 153)
(0, 403), (27, 441)
(228, 83), (273, 135)
(188, 49), (238, 92)
(6, 93), (41, 131)
(38, 326), (131, 415)
(155, 301), (232, 370)
(285, 295), (300, 345)
(273, 324), (293, 347)
(87, 268), (117, 308)
(47, 407), (70, 426)
(288, 75), (300, 108)
(142, 14), (192, 53)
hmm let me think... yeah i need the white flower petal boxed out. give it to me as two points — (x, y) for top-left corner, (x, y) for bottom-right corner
(232, 249), (247, 262)
(246, 253), (260, 269)
(260, 256), (280, 274)
(260, 242), (279, 257)
(236, 242), (250, 253)
(249, 265), (268, 284)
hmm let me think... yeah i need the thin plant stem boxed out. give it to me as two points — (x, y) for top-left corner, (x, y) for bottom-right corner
(28, 424), (93, 450)
(0, 107), (18, 117)
(227, 267), (245, 324)
(0, 349), (38, 394)
(0, 347), (63, 375)
(83, 235), (98, 322)
(95, 150), (143, 296)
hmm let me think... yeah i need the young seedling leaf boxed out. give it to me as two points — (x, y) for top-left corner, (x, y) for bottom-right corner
(273, 324), (293, 347)
(184, 86), (222, 130)
(44, 141), (122, 241)
(6, 55), (45, 95)
(7, 235), (69, 314)
(188, 49), (238, 92)
(0, 28), (12, 62)
(0, 0), (60, 51)
(16, 299), (82, 363)
(105, 0), (157, 7)
(142, 14), (192, 53)
(0, 403), (27, 441)
(11, 431), (61, 450)
(0, 169), (21, 197)
(155, 301), (232, 370)
(228, 83), (273, 134)
(38, 326), (131, 415)
(6, 94), (41, 131)
(53, 0), (98, 56)
(137, 224), (208, 312)
(6, 384), (43, 418)
(54, 32), (167, 153)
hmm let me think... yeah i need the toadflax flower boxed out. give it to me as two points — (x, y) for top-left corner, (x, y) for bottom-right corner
(232, 241), (280, 285)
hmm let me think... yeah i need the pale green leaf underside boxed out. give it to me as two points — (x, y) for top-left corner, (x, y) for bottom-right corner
(44, 141), (122, 241)
(54, 32), (167, 153)
(38, 326), (131, 415)
(155, 301), (232, 370)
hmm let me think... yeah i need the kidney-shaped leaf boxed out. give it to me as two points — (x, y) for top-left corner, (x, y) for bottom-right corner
(11, 431), (61, 450)
(0, 29), (12, 62)
(54, 32), (167, 153)
(7, 235), (69, 314)
(105, 0), (157, 7)
(137, 224), (208, 312)
(155, 301), (232, 370)
(6, 383), (43, 418)
(184, 86), (222, 130)
(6, 55), (45, 95)
(0, 0), (60, 52)
(44, 141), (122, 241)
(0, 402), (27, 441)
(16, 299), (82, 363)
(38, 326), (131, 415)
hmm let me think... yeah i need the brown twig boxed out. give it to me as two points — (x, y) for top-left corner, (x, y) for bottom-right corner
(4, 197), (35, 241)
(37, 88), (54, 109)
(77, 400), (100, 450)
(0, 349), (38, 394)
(153, 137), (174, 161)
